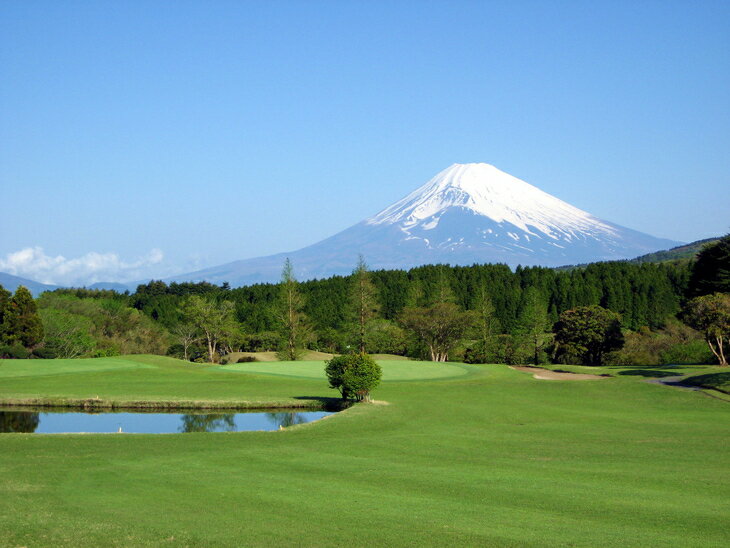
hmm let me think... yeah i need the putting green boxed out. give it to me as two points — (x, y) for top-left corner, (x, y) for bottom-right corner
(0, 357), (154, 379)
(220, 359), (472, 381)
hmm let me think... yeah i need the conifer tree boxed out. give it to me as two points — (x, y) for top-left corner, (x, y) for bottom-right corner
(350, 255), (379, 353)
(4, 286), (44, 349)
(277, 258), (308, 360)
(0, 285), (11, 343)
(517, 287), (550, 365)
(687, 235), (730, 297)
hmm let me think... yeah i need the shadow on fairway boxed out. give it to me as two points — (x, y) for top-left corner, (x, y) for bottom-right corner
(618, 369), (681, 378)
(293, 396), (352, 411)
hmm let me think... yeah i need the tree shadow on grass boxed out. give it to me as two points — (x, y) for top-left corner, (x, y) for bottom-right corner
(681, 372), (730, 390)
(617, 369), (681, 378)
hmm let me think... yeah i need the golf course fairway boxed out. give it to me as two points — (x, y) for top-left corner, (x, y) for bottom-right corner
(0, 355), (728, 547)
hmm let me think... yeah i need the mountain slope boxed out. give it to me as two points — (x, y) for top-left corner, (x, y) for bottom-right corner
(628, 237), (721, 264)
(168, 163), (681, 285)
(0, 272), (60, 296)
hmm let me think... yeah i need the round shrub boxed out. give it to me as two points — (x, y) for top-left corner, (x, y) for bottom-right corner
(325, 353), (382, 401)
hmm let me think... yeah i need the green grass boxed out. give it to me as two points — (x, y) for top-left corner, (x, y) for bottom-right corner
(219, 359), (471, 381)
(0, 356), (728, 547)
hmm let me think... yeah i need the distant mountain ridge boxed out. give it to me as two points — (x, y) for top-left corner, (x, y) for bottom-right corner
(1, 237), (718, 295)
(166, 163), (681, 286)
(0, 273), (133, 296)
(0, 272), (59, 296)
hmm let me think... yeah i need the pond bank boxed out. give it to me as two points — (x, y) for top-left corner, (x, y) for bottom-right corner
(0, 396), (348, 411)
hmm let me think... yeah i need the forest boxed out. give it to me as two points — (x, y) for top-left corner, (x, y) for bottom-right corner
(1, 236), (728, 367)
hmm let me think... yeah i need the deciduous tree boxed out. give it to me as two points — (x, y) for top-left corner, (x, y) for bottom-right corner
(400, 302), (474, 362)
(683, 293), (730, 366)
(325, 353), (382, 401)
(182, 296), (237, 363)
(553, 305), (624, 366)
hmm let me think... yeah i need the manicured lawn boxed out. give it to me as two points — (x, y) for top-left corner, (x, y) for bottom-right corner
(0, 356), (728, 547)
(219, 359), (472, 381)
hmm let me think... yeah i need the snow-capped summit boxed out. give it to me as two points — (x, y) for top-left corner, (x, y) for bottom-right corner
(367, 162), (618, 246)
(166, 163), (681, 286)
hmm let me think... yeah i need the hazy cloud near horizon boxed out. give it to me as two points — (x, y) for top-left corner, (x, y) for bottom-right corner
(0, 247), (174, 286)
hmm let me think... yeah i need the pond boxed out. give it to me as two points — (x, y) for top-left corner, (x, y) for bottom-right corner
(0, 407), (336, 434)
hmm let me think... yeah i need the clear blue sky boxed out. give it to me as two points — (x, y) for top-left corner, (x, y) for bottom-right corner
(1, 1), (728, 284)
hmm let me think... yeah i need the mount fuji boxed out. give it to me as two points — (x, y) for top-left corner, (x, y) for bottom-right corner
(168, 163), (681, 286)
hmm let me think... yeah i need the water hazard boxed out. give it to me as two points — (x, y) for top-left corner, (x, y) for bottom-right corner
(0, 407), (336, 434)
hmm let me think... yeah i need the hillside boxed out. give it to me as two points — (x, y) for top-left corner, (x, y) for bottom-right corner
(628, 237), (721, 264)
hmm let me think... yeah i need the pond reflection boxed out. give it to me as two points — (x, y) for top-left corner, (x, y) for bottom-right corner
(179, 414), (236, 433)
(0, 411), (40, 433)
(0, 407), (335, 434)
(266, 412), (308, 428)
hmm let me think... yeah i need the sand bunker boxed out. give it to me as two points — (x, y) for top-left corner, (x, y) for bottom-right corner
(511, 366), (608, 381)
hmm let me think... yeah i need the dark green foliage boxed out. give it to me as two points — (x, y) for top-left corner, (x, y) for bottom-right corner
(686, 235), (730, 297)
(364, 319), (407, 355)
(0, 344), (30, 359)
(325, 353), (382, 401)
(31, 346), (58, 359)
(553, 305), (624, 366)
(516, 286), (550, 365)
(24, 257), (694, 365)
(0, 410), (39, 433)
(0, 285), (44, 354)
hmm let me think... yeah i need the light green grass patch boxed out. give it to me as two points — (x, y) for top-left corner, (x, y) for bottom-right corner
(220, 359), (472, 381)
(0, 357), (154, 379)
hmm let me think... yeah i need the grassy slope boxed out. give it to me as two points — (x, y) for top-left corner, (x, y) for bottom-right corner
(0, 357), (728, 547)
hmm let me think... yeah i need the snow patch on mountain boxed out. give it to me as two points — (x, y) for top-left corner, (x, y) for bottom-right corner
(367, 163), (618, 244)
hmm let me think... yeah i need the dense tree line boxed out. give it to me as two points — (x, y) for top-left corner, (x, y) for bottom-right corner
(3, 234), (727, 366)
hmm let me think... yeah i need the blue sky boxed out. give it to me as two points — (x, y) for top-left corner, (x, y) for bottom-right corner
(1, 1), (728, 285)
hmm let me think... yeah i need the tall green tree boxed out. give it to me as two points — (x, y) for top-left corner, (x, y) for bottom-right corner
(687, 235), (730, 297)
(182, 296), (237, 363)
(517, 287), (550, 365)
(277, 258), (308, 360)
(3, 286), (44, 350)
(0, 285), (11, 343)
(683, 293), (730, 366)
(351, 255), (379, 353)
(468, 286), (500, 363)
(553, 305), (624, 366)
